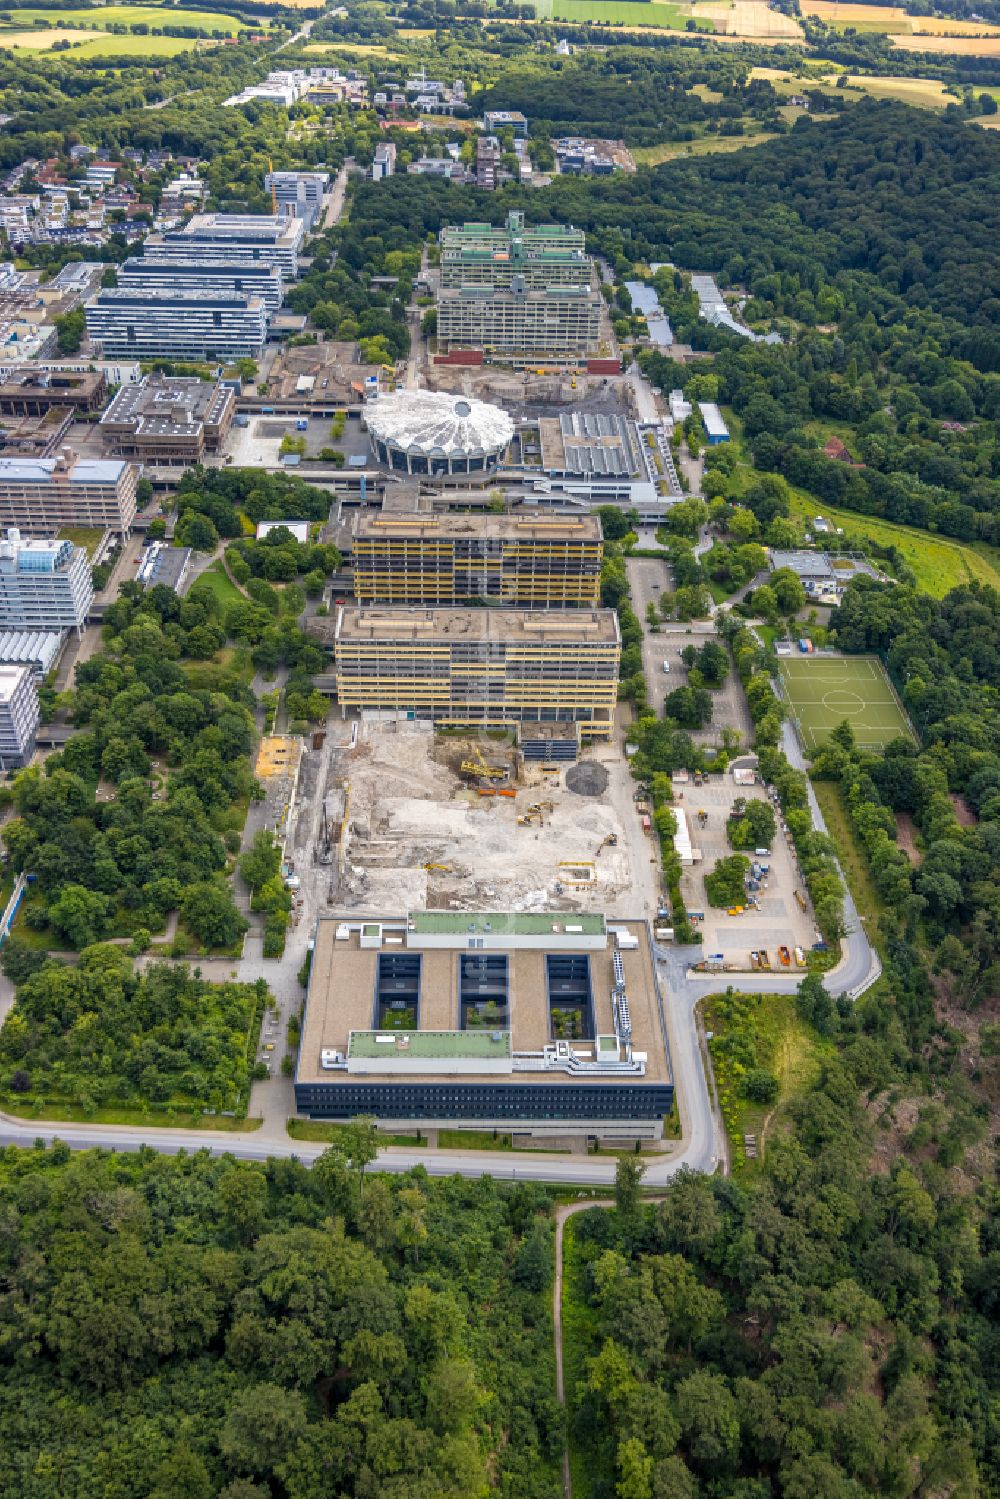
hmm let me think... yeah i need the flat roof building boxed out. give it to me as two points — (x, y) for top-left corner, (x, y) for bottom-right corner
(441, 212), (584, 256)
(698, 402), (730, 444)
(0, 453), (136, 536)
(332, 605), (619, 739)
(0, 531), (93, 634)
(372, 143), (396, 181)
(436, 282), (601, 360)
(0, 407), (73, 460)
(264, 170), (329, 231)
(144, 213), (305, 278)
(295, 911), (672, 1133)
(86, 289), (268, 361)
(117, 255), (284, 311)
(100, 375), (235, 465)
(0, 662), (39, 769)
(0, 367), (106, 417)
(352, 511), (602, 607)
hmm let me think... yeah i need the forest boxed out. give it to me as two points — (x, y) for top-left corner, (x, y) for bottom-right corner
(0, 1142), (561, 1499)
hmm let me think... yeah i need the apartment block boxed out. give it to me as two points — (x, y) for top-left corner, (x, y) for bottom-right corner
(436, 281), (601, 360)
(439, 210), (590, 290)
(0, 532), (93, 633)
(372, 143), (396, 181)
(352, 512), (603, 607)
(117, 256), (284, 310)
(0, 663), (39, 768)
(264, 171), (329, 231)
(0, 453), (136, 535)
(333, 606), (619, 739)
(100, 374), (235, 466)
(144, 212), (305, 278)
(86, 289), (268, 360)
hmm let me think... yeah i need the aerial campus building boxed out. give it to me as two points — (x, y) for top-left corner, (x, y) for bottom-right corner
(295, 911), (673, 1136)
(116, 256), (285, 311)
(332, 605), (620, 740)
(351, 511), (603, 607)
(101, 375), (235, 466)
(0, 453), (136, 535)
(264, 170), (330, 231)
(365, 390), (513, 477)
(439, 210), (591, 290)
(0, 532), (93, 634)
(142, 213), (306, 279)
(0, 663), (39, 769)
(86, 289), (268, 360)
(436, 283), (601, 360)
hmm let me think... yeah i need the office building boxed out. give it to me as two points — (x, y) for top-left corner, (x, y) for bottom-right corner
(295, 911), (672, 1134)
(0, 367), (107, 424)
(333, 605), (619, 739)
(144, 212), (306, 278)
(86, 288), (268, 360)
(436, 282), (601, 360)
(0, 408), (73, 460)
(476, 138), (501, 191)
(372, 143), (396, 181)
(0, 532), (93, 633)
(0, 453), (136, 536)
(353, 512), (602, 607)
(117, 255), (284, 310)
(265, 170), (329, 231)
(483, 109), (528, 137)
(698, 402), (730, 445)
(0, 663), (39, 768)
(100, 375), (235, 466)
(439, 210), (590, 290)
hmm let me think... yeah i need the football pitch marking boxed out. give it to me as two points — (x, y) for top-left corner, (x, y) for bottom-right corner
(778, 654), (915, 752)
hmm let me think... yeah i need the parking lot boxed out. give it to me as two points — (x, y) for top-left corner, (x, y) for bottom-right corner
(676, 772), (817, 969)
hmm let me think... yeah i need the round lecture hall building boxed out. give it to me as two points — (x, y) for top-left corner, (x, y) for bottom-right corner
(364, 389), (514, 479)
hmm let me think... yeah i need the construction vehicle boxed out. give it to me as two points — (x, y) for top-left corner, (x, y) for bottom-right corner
(697, 808), (708, 826)
(596, 832), (618, 854)
(727, 905), (744, 916)
(793, 888), (807, 912)
(750, 950), (760, 969)
(758, 948), (771, 968)
(778, 945), (792, 967)
(496, 787), (515, 798)
(793, 945), (806, 968)
(422, 863), (451, 872)
(461, 750), (507, 780)
(528, 800), (554, 813)
(517, 813), (541, 827)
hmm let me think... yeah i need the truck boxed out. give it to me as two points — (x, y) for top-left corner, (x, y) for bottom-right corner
(794, 889), (808, 912)
(793, 945), (806, 967)
(654, 926), (674, 942)
(778, 945), (792, 967)
(640, 814), (651, 835)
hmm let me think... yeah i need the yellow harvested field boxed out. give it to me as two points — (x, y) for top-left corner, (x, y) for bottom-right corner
(694, 0), (803, 35)
(909, 12), (1000, 31)
(0, 26), (91, 45)
(840, 72), (955, 105)
(891, 32), (1000, 53)
(633, 130), (778, 163)
(302, 41), (400, 55)
(803, 0), (906, 19)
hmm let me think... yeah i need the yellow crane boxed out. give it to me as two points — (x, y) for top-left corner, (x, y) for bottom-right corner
(461, 750), (507, 780)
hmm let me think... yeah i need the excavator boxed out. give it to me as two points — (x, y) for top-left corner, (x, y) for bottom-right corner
(423, 863), (451, 872)
(596, 832), (619, 854)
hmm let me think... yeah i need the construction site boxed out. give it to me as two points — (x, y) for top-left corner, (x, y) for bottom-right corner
(302, 720), (657, 919)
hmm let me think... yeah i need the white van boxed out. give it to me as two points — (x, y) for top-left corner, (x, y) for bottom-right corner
(662, 661), (671, 674)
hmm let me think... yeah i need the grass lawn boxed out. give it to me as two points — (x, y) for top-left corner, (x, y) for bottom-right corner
(188, 559), (245, 612)
(633, 130), (777, 165)
(702, 989), (827, 1172)
(786, 491), (1000, 596)
(778, 653), (915, 753)
(812, 778), (886, 927)
(437, 1127), (514, 1150)
(0, 1099), (262, 1129)
(287, 1119), (426, 1147)
(56, 526), (107, 558)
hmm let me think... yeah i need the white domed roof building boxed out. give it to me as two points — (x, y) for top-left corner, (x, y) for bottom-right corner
(366, 390), (514, 478)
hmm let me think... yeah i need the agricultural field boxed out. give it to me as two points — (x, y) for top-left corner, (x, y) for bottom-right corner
(778, 653), (915, 753)
(532, 0), (714, 30)
(802, 0), (1000, 34)
(0, 4), (257, 33)
(0, 27), (206, 53)
(891, 32), (1000, 53)
(693, 0), (802, 36)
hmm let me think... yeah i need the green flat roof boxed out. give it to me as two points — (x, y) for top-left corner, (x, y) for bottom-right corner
(349, 1029), (512, 1059)
(409, 911), (606, 937)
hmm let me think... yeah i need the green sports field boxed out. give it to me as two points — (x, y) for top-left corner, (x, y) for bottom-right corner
(778, 654), (916, 752)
